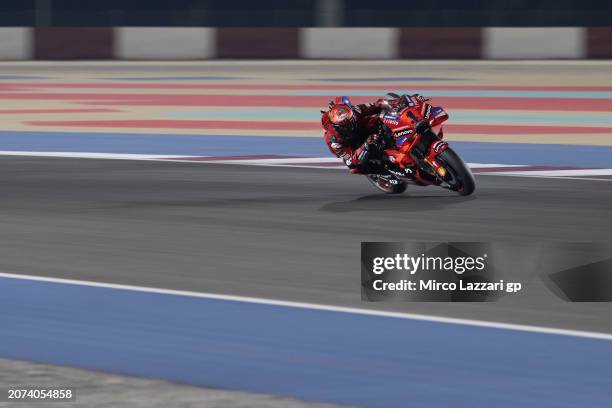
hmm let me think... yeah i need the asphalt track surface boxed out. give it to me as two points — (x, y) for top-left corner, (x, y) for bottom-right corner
(1, 156), (611, 333)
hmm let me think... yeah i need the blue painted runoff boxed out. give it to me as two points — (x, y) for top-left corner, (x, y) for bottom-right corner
(1, 277), (611, 407)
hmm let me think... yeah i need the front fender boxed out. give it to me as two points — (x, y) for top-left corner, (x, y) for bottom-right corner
(428, 140), (449, 158)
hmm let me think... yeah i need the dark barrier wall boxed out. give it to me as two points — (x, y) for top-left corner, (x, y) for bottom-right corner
(2, 0), (612, 27)
(343, 0), (612, 27)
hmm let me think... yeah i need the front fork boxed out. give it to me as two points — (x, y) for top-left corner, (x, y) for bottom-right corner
(425, 140), (450, 178)
(410, 128), (450, 182)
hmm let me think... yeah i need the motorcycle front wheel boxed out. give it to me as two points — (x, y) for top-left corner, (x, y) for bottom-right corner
(436, 148), (476, 196)
(366, 174), (407, 194)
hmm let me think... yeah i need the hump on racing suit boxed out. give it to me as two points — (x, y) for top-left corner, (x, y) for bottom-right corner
(334, 96), (352, 106)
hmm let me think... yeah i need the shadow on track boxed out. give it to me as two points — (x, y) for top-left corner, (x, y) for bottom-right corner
(319, 193), (476, 213)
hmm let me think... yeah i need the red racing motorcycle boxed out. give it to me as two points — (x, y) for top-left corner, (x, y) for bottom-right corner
(366, 94), (475, 196)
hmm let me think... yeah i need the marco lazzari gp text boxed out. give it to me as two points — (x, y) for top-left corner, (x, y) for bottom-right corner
(370, 253), (522, 293)
(372, 279), (522, 293)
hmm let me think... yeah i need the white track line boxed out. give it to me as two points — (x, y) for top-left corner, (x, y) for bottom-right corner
(0, 151), (195, 161)
(0, 151), (609, 181)
(215, 157), (342, 164)
(481, 173), (612, 181)
(1, 271), (611, 341)
(481, 168), (612, 177)
(466, 163), (528, 168)
(0, 151), (527, 168)
(534, 176), (612, 181)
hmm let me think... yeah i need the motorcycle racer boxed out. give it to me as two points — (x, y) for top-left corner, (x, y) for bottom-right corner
(321, 94), (427, 175)
(321, 93), (474, 196)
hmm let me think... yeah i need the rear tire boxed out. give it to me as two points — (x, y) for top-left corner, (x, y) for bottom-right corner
(437, 148), (475, 196)
(366, 174), (407, 194)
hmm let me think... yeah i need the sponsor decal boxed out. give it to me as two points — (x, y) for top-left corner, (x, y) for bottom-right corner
(395, 129), (414, 137)
(432, 141), (448, 153)
(424, 104), (432, 120)
(396, 137), (408, 147)
(383, 114), (400, 126)
(388, 168), (411, 177)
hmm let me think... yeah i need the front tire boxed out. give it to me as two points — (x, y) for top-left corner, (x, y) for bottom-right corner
(437, 148), (475, 196)
(366, 174), (407, 194)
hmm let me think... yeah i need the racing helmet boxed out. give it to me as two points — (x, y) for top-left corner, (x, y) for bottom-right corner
(328, 102), (356, 134)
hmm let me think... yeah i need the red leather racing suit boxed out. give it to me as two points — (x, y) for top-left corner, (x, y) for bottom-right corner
(322, 100), (387, 173)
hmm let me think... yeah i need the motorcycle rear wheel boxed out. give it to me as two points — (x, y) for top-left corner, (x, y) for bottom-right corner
(436, 148), (475, 196)
(366, 174), (407, 194)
